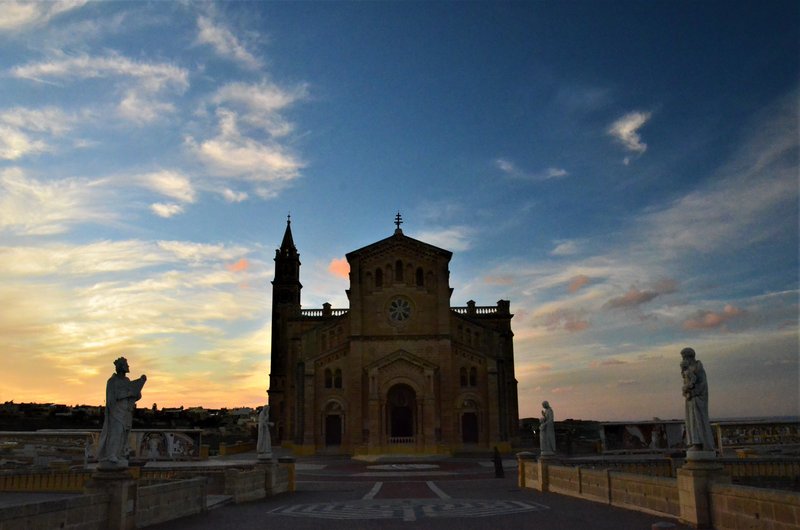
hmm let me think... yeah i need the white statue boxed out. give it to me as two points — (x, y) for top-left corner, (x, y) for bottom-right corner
(539, 400), (556, 455)
(97, 357), (146, 469)
(257, 404), (274, 459)
(681, 347), (716, 453)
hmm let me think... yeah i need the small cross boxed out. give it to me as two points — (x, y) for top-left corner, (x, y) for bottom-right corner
(394, 211), (403, 230)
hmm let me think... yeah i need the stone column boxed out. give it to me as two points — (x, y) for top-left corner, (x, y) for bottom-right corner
(677, 454), (730, 528)
(84, 469), (138, 530)
(516, 452), (535, 489)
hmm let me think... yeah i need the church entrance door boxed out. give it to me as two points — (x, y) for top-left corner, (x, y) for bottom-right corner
(462, 412), (478, 443)
(325, 414), (342, 446)
(386, 384), (416, 443)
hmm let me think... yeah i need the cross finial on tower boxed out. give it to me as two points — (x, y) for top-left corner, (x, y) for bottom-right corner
(394, 211), (403, 231)
(287, 212), (291, 224)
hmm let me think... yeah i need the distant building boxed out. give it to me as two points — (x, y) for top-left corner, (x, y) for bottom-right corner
(268, 216), (519, 455)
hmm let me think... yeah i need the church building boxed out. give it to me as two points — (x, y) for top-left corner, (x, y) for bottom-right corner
(268, 215), (519, 455)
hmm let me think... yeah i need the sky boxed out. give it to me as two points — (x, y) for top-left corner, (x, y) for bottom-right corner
(0, 1), (797, 422)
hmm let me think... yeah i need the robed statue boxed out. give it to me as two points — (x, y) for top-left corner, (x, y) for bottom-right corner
(257, 404), (274, 459)
(680, 347), (715, 453)
(97, 357), (146, 469)
(539, 400), (556, 455)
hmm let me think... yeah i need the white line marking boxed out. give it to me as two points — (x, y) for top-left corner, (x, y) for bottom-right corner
(403, 505), (416, 521)
(362, 481), (383, 499)
(426, 481), (451, 499)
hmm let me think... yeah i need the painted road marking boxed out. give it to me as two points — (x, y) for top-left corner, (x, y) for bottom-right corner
(363, 481), (383, 499)
(426, 481), (451, 499)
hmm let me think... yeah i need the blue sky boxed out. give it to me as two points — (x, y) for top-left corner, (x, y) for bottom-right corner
(0, 1), (797, 421)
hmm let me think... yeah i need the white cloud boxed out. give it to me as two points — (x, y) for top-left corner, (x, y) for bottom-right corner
(212, 80), (308, 136)
(550, 240), (579, 256)
(187, 109), (304, 186)
(414, 226), (473, 252)
(150, 202), (184, 218)
(196, 15), (261, 70)
(0, 167), (113, 235)
(495, 158), (568, 181)
(0, 125), (46, 160)
(118, 90), (176, 124)
(0, 107), (76, 135)
(12, 53), (188, 125)
(608, 111), (651, 153)
(221, 188), (249, 203)
(0, 0), (88, 32)
(139, 170), (196, 204)
(12, 53), (188, 91)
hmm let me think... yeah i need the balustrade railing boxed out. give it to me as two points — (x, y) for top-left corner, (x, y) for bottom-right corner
(300, 308), (349, 318)
(451, 306), (498, 315)
(388, 436), (415, 445)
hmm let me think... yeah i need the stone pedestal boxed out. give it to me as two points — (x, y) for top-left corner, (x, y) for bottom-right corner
(677, 457), (729, 528)
(536, 454), (559, 492)
(516, 452), (535, 489)
(84, 469), (138, 530)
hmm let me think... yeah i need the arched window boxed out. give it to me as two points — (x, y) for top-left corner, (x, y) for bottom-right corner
(460, 367), (468, 387)
(469, 366), (477, 386)
(334, 368), (342, 389)
(375, 268), (383, 287)
(395, 260), (404, 282)
(416, 267), (424, 287)
(324, 369), (332, 389)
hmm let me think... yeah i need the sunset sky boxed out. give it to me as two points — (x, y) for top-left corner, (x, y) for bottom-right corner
(0, 1), (797, 421)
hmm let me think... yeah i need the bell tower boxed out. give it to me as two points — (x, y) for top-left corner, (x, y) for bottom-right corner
(268, 215), (301, 443)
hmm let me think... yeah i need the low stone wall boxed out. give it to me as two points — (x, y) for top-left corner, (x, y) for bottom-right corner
(723, 458), (800, 490)
(136, 477), (207, 527)
(0, 492), (108, 529)
(224, 469), (265, 503)
(609, 471), (680, 517)
(710, 482), (800, 530)
(579, 467), (610, 503)
(548, 465), (580, 496)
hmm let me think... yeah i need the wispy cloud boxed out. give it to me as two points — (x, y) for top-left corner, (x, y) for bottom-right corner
(0, 0), (88, 32)
(187, 109), (304, 191)
(139, 170), (196, 204)
(568, 275), (591, 293)
(603, 280), (677, 310)
(11, 52), (189, 124)
(0, 168), (114, 235)
(683, 304), (744, 330)
(196, 15), (262, 71)
(212, 81), (308, 137)
(495, 158), (568, 181)
(150, 202), (184, 218)
(414, 226), (474, 252)
(608, 111), (651, 164)
(550, 240), (579, 256)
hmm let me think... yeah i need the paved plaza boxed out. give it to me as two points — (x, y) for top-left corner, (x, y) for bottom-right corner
(151, 456), (693, 530)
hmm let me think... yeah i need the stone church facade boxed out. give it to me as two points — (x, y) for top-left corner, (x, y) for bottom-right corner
(268, 217), (519, 455)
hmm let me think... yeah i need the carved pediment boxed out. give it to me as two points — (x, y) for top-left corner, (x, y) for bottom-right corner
(364, 349), (438, 374)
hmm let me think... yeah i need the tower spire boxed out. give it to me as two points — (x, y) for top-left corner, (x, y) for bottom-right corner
(394, 211), (403, 234)
(280, 214), (296, 252)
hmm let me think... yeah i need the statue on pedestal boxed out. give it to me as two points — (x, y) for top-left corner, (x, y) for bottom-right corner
(97, 357), (146, 469)
(257, 404), (274, 459)
(680, 347), (716, 454)
(539, 400), (556, 455)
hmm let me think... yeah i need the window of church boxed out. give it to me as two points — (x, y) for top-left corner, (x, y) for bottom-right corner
(416, 267), (424, 287)
(395, 260), (403, 282)
(460, 367), (468, 387)
(469, 366), (477, 386)
(334, 368), (342, 389)
(324, 369), (332, 389)
(375, 268), (383, 287)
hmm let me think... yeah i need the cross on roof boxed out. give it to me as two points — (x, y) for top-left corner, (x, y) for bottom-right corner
(395, 211), (403, 230)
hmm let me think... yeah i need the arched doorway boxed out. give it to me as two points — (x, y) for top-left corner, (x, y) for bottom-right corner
(460, 399), (479, 444)
(324, 401), (343, 447)
(386, 384), (416, 443)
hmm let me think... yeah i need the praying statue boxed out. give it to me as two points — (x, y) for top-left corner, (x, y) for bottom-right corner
(539, 400), (556, 455)
(257, 404), (274, 459)
(97, 357), (146, 469)
(680, 347), (716, 453)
